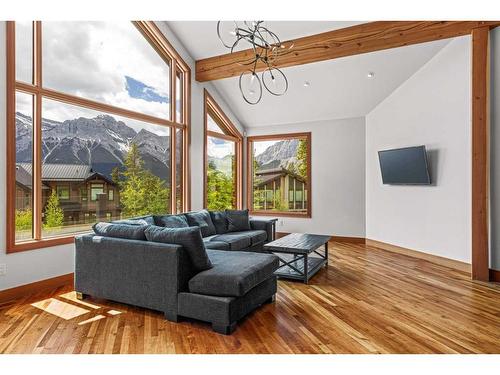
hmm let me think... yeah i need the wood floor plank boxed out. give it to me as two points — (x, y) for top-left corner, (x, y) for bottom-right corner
(1, 241), (499, 354)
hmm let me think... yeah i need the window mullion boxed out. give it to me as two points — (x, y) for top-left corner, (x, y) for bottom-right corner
(32, 21), (43, 240)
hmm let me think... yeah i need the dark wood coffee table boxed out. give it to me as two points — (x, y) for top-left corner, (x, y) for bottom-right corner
(263, 233), (331, 283)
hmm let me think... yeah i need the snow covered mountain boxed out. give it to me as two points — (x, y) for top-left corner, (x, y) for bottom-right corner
(15, 112), (171, 180)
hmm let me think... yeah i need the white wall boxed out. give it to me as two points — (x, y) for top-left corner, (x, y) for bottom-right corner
(365, 37), (472, 263)
(0, 21), (244, 291)
(247, 117), (366, 238)
(490, 28), (500, 270)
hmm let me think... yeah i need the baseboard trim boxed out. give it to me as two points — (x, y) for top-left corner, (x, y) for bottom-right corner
(490, 268), (500, 282)
(365, 239), (471, 274)
(0, 273), (74, 305)
(275, 231), (365, 243)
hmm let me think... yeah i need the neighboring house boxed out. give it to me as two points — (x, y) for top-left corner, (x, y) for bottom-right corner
(253, 168), (307, 211)
(15, 163), (121, 224)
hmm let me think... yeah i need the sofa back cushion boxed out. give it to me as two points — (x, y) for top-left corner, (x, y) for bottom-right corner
(154, 214), (189, 228)
(209, 211), (228, 234)
(184, 209), (216, 237)
(93, 221), (149, 240)
(144, 225), (213, 271)
(225, 209), (251, 232)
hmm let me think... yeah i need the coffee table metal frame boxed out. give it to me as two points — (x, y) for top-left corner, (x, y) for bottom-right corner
(263, 233), (331, 284)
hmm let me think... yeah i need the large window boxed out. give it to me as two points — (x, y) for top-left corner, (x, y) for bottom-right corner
(204, 90), (242, 210)
(7, 21), (190, 252)
(247, 133), (311, 217)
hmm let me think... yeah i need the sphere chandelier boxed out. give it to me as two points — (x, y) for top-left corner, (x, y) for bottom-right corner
(216, 21), (292, 105)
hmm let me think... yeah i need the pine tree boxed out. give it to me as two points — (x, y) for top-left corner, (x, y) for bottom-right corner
(296, 139), (308, 180)
(116, 143), (170, 216)
(44, 189), (64, 228)
(206, 160), (234, 210)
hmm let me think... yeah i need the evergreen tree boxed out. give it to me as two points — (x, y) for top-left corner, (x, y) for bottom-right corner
(44, 190), (64, 228)
(206, 160), (234, 210)
(296, 139), (308, 180)
(116, 143), (170, 216)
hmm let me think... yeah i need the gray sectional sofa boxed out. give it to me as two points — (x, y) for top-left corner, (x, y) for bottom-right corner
(74, 209), (278, 334)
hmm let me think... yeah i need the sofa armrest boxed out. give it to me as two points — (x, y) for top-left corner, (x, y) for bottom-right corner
(249, 218), (277, 242)
(75, 234), (196, 316)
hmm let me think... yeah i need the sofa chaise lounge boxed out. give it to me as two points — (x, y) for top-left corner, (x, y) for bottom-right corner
(75, 209), (279, 334)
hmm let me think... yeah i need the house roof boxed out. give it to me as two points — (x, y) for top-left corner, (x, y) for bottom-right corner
(17, 163), (93, 182)
(15, 163), (115, 187)
(254, 167), (306, 187)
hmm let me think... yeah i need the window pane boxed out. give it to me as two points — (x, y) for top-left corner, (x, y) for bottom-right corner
(15, 91), (34, 242)
(207, 136), (236, 210)
(175, 71), (183, 123)
(15, 21), (33, 84)
(251, 137), (308, 213)
(207, 113), (225, 134)
(40, 98), (171, 238)
(175, 128), (183, 213)
(42, 22), (171, 119)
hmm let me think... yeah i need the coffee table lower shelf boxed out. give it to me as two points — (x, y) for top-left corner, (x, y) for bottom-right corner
(274, 256), (326, 283)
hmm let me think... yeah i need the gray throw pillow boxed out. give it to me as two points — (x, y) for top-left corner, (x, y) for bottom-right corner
(225, 209), (250, 232)
(154, 214), (189, 228)
(209, 210), (228, 234)
(93, 222), (148, 240)
(184, 210), (216, 237)
(144, 225), (212, 271)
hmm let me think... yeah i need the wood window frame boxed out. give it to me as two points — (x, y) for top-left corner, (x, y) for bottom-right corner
(203, 89), (243, 210)
(6, 21), (191, 253)
(247, 132), (312, 218)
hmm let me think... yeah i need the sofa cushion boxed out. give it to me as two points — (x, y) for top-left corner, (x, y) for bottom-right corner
(154, 214), (189, 228)
(225, 209), (250, 232)
(210, 233), (251, 251)
(92, 222), (148, 240)
(145, 225), (212, 271)
(209, 210), (228, 234)
(230, 230), (267, 245)
(188, 250), (279, 297)
(185, 210), (216, 237)
(203, 240), (230, 250)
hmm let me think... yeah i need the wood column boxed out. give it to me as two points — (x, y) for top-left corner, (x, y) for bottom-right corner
(471, 27), (490, 281)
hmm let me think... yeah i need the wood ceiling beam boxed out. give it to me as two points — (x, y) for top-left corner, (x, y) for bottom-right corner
(195, 21), (500, 82)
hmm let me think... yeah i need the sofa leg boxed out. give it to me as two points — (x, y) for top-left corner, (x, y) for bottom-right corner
(212, 322), (237, 335)
(75, 292), (88, 300)
(164, 311), (179, 323)
(265, 294), (276, 304)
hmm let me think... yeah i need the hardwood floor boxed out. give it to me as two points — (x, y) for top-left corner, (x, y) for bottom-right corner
(1, 241), (499, 354)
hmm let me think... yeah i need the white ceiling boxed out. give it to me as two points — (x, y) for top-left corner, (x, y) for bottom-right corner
(167, 21), (364, 59)
(166, 21), (452, 128)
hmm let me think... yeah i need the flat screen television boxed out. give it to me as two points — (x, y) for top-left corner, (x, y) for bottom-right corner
(378, 145), (431, 185)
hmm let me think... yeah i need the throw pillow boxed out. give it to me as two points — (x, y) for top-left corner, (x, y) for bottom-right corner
(144, 225), (212, 271)
(93, 222), (148, 240)
(154, 214), (189, 228)
(184, 210), (216, 237)
(209, 210), (228, 234)
(225, 209), (250, 232)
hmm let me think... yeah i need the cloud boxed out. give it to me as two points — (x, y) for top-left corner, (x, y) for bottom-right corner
(207, 136), (235, 159)
(40, 21), (171, 119)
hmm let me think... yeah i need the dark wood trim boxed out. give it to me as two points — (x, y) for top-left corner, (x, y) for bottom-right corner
(6, 21), (191, 253)
(471, 27), (490, 281)
(247, 132), (312, 218)
(203, 89), (243, 210)
(490, 268), (500, 282)
(196, 21), (500, 82)
(276, 232), (364, 244)
(0, 273), (74, 305)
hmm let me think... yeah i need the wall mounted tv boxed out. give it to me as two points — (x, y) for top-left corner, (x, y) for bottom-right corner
(378, 145), (431, 185)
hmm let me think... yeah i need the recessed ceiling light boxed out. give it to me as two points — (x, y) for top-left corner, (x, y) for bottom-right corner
(367, 72), (375, 78)
(303, 81), (310, 87)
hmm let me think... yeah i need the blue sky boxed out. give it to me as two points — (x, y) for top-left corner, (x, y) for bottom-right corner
(125, 76), (169, 104)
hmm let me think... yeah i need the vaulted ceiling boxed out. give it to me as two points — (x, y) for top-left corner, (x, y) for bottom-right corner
(167, 21), (452, 128)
